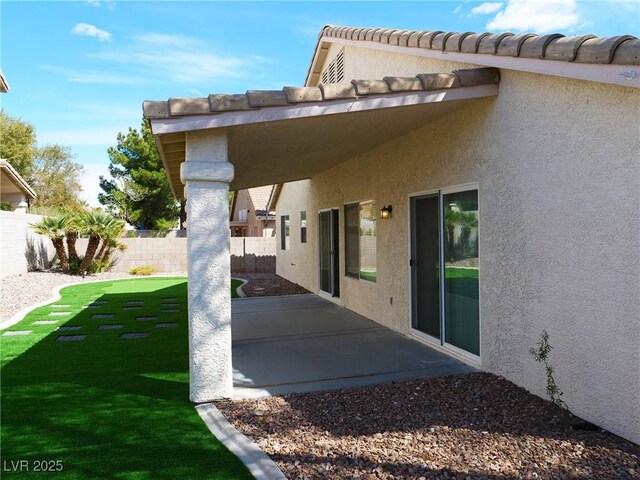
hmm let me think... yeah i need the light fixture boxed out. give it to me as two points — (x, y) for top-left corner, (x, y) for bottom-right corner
(379, 205), (392, 219)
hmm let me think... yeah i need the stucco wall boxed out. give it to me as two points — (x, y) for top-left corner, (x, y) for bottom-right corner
(277, 46), (640, 443)
(0, 211), (56, 277)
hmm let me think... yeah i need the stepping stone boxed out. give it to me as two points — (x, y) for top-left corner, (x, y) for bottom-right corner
(49, 311), (71, 316)
(83, 305), (101, 309)
(126, 300), (144, 305)
(57, 335), (86, 342)
(120, 333), (148, 339)
(161, 310), (180, 313)
(56, 326), (82, 331)
(99, 324), (124, 330)
(162, 303), (179, 307)
(51, 304), (71, 308)
(123, 307), (142, 311)
(161, 297), (178, 301)
(155, 322), (178, 328)
(2, 330), (32, 336)
(91, 300), (108, 305)
(92, 314), (113, 319)
(33, 320), (59, 325)
(136, 316), (158, 321)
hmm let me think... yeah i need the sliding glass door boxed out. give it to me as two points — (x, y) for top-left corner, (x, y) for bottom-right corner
(410, 187), (480, 359)
(319, 209), (340, 297)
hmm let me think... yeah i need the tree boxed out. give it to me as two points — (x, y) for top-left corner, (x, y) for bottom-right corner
(0, 110), (85, 209)
(0, 110), (37, 178)
(32, 216), (69, 272)
(99, 119), (178, 229)
(30, 145), (85, 210)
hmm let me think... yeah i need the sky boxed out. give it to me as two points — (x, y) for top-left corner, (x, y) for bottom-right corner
(2, 0), (639, 207)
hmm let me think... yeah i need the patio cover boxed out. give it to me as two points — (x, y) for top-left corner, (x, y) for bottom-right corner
(144, 67), (500, 197)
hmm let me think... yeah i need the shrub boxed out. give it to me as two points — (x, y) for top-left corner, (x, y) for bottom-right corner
(129, 265), (157, 276)
(0, 202), (12, 211)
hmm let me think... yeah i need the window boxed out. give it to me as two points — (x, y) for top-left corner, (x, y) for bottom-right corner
(300, 211), (307, 243)
(280, 215), (290, 250)
(239, 208), (248, 223)
(344, 201), (377, 282)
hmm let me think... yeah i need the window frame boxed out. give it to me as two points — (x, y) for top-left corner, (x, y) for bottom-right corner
(300, 211), (307, 244)
(344, 200), (377, 283)
(280, 215), (290, 250)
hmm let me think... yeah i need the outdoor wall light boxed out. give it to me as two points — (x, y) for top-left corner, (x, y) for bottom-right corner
(379, 205), (392, 219)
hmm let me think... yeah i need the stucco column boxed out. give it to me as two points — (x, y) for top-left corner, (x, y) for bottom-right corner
(181, 129), (233, 402)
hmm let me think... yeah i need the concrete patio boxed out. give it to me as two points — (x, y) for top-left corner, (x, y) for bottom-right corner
(231, 295), (475, 398)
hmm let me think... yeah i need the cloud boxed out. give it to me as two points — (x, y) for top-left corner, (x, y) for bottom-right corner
(468, 2), (504, 16)
(486, 0), (580, 33)
(42, 65), (142, 85)
(88, 33), (265, 84)
(84, 0), (116, 10)
(71, 23), (112, 42)
(453, 5), (463, 14)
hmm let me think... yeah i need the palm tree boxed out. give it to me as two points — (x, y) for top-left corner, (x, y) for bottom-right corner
(61, 211), (83, 263)
(78, 212), (121, 274)
(31, 216), (69, 272)
(95, 217), (125, 270)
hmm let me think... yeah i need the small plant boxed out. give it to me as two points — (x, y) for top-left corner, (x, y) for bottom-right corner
(129, 265), (157, 276)
(0, 202), (12, 211)
(530, 330), (567, 411)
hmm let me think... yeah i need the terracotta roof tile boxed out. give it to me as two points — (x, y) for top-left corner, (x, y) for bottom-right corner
(320, 25), (639, 65)
(143, 67), (500, 120)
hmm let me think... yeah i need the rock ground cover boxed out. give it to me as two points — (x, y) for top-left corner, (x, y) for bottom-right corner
(217, 373), (640, 480)
(235, 273), (311, 297)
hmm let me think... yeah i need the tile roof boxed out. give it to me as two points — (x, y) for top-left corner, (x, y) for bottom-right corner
(247, 185), (275, 215)
(320, 25), (639, 65)
(0, 70), (9, 93)
(143, 67), (500, 119)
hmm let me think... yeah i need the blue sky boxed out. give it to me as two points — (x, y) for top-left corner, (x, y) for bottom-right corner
(2, 0), (639, 206)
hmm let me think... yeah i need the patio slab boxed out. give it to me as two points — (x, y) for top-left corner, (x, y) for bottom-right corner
(231, 295), (475, 398)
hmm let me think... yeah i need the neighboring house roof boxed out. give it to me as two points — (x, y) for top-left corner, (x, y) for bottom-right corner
(306, 25), (640, 88)
(247, 185), (275, 216)
(0, 70), (9, 93)
(0, 159), (36, 199)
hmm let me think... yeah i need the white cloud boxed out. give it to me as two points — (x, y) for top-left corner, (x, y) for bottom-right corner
(453, 5), (463, 14)
(71, 23), (112, 42)
(42, 66), (142, 85)
(84, 0), (116, 10)
(88, 33), (265, 84)
(486, 0), (580, 33)
(469, 2), (504, 16)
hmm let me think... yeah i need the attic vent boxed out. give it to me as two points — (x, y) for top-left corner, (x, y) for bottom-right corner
(321, 49), (345, 84)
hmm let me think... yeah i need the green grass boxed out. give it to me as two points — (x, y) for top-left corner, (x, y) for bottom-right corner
(444, 266), (479, 279)
(230, 278), (244, 298)
(0, 277), (252, 480)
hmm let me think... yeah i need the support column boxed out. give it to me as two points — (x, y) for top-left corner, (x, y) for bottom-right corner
(181, 130), (233, 402)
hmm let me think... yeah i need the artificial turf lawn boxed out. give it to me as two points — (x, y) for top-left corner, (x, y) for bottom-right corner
(0, 277), (252, 480)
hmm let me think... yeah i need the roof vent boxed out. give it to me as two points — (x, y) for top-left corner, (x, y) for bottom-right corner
(321, 49), (345, 84)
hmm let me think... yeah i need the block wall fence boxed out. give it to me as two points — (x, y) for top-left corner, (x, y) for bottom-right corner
(0, 216), (276, 277)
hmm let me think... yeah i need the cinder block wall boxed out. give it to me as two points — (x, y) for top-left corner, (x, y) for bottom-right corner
(77, 236), (276, 273)
(0, 211), (57, 278)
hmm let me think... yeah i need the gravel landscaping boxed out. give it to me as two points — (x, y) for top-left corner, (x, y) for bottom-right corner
(217, 373), (640, 480)
(234, 273), (311, 297)
(0, 270), (185, 324)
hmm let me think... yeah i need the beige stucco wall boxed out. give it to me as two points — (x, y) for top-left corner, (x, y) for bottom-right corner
(277, 45), (640, 443)
(0, 212), (56, 277)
